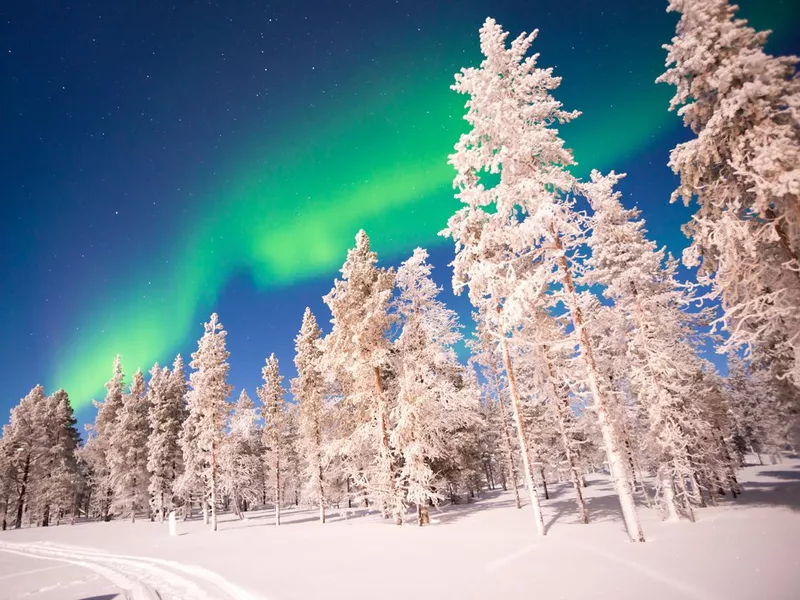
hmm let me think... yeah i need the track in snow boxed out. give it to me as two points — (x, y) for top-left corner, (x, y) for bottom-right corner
(0, 540), (265, 600)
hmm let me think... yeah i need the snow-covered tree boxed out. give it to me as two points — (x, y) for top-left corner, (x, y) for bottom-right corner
(174, 355), (206, 520)
(219, 390), (263, 519)
(36, 389), (81, 525)
(109, 369), (150, 522)
(391, 248), (475, 525)
(292, 308), (328, 523)
(84, 355), (125, 521)
(259, 354), (288, 526)
(281, 405), (303, 509)
(187, 313), (233, 531)
(726, 355), (786, 464)
(2, 385), (49, 528)
(443, 18), (643, 540)
(147, 356), (186, 521)
(657, 0), (800, 386)
(582, 170), (717, 520)
(321, 230), (402, 523)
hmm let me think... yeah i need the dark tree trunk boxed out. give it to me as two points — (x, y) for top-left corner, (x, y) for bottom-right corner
(540, 469), (549, 501)
(15, 454), (31, 529)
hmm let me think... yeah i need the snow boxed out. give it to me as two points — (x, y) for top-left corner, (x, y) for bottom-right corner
(2, 459), (798, 600)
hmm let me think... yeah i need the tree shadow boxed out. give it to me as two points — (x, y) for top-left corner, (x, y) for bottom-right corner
(725, 470), (800, 512)
(542, 490), (629, 535)
(76, 595), (120, 600)
(430, 495), (522, 525)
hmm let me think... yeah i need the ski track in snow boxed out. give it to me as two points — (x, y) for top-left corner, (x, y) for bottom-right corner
(0, 540), (266, 600)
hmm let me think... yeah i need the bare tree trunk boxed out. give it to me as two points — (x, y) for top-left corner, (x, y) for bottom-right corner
(318, 463), (326, 524)
(315, 413), (326, 524)
(690, 472), (707, 508)
(15, 455), (30, 529)
(660, 466), (679, 521)
(210, 442), (218, 531)
(417, 503), (430, 526)
(539, 469), (550, 501)
(275, 452), (281, 527)
(553, 230), (644, 542)
(676, 471), (696, 522)
(500, 335), (545, 536)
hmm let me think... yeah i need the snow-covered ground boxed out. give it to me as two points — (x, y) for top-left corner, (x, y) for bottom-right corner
(2, 460), (798, 600)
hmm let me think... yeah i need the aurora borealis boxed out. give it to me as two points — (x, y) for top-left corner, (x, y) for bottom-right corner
(2, 0), (799, 419)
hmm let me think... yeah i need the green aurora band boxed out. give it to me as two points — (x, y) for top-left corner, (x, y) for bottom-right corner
(50, 7), (799, 408)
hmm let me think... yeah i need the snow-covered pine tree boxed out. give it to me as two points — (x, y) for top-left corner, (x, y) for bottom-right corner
(187, 313), (233, 532)
(109, 369), (150, 522)
(443, 18), (643, 540)
(692, 363), (742, 501)
(219, 390), (263, 519)
(321, 230), (402, 523)
(259, 354), (287, 526)
(582, 170), (716, 520)
(2, 385), (49, 528)
(726, 356), (784, 465)
(657, 0), (800, 386)
(292, 308), (328, 523)
(174, 353), (206, 520)
(84, 355), (125, 521)
(392, 248), (475, 525)
(281, 404), (302, 509)
(37, 389), (81, 525)
(147, 358), (186, 521)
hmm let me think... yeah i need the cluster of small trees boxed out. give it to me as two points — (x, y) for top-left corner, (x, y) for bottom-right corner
(0, 1), (797, 542)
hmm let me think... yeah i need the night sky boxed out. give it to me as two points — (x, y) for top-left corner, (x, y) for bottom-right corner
(2, 0), (799, 426)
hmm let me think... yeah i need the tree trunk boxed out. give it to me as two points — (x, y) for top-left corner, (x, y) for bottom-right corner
(418, 503), (430, 526)
(660, 466), (680, 521)
(210, 442), (218, 531)
(318, 463), (326, 524)
(500, 335), (546, 536)
(676, 470), (696, 523)
(15, 454), (30, 529)
(553, 230), (644, 542)
(539, 469), (550, 501)
(275, 452), (281, 527)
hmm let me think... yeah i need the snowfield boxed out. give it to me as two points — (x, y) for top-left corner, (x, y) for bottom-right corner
(1, 460), (798, 600)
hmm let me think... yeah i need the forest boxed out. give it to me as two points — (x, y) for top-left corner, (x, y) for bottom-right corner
(1, 0), (798, 546)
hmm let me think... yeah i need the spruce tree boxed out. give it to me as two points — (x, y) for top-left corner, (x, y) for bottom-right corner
(292, 308), (328, 523)
(259, 354), (287, 526)
(322, 231), (401, 523)
(188, 313), (232, 532)
(109, 369), (151, 522)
